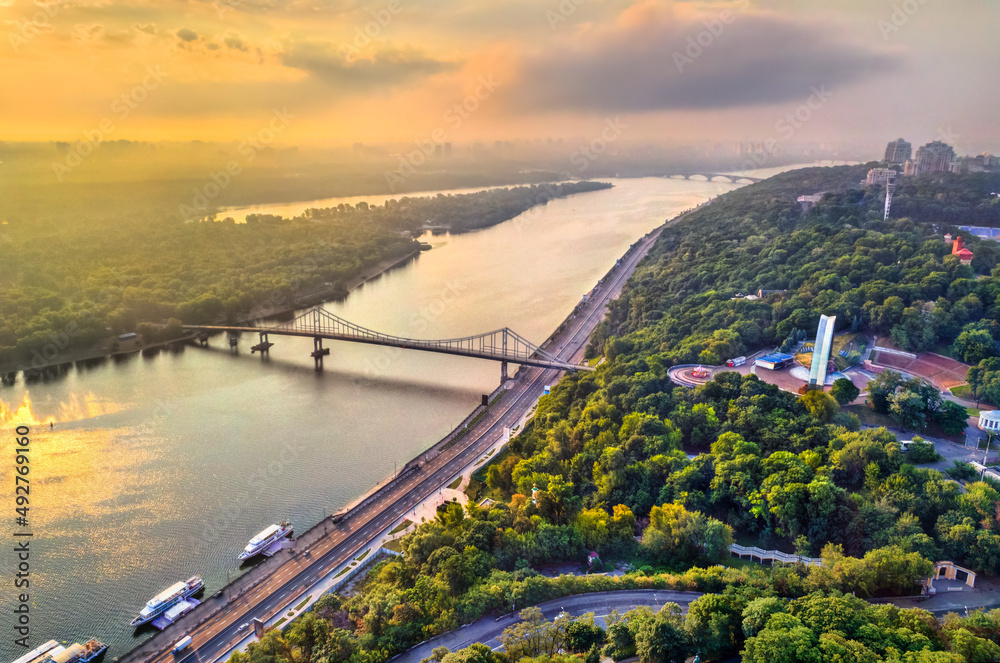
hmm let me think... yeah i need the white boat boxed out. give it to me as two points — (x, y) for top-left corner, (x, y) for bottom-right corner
(13, 639), (107, 663)
(239, 521), (293, 560)
(130, 576), (204, 627)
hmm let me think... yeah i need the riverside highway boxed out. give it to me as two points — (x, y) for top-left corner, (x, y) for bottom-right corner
(127, 225), (664, 663)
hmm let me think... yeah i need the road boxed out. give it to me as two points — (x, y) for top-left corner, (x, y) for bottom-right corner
(124, 228), (663, 663)
(390, 590), (703, 663)
(392, 584), (1000, 663)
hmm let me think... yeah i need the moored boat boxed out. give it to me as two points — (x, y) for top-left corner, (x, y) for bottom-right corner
(12, 638), (107, 663)
(239, 520), (293, 560)
(130, 576), (204, 627)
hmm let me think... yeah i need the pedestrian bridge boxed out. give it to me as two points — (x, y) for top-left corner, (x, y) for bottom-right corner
(184, 306), (593, 378)
(668, 173), (762, 184)
(729, 544), (823, 567)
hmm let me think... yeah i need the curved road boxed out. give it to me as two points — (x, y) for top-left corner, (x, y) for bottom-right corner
(391, 590), (704, 663)
(125, 228), (663, 663)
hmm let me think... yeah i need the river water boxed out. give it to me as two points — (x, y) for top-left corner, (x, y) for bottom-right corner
(0, 167), (813, 661)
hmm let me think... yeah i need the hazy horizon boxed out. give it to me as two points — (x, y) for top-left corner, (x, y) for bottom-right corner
(3, 0), (999, 154)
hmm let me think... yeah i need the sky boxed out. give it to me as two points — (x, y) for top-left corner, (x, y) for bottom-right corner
(2, 0), (998, 152)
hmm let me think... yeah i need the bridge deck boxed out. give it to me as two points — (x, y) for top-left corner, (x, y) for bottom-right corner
(184, 324), (593, 372)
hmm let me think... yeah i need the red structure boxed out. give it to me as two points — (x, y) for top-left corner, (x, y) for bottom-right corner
(952, 236), (974, 265)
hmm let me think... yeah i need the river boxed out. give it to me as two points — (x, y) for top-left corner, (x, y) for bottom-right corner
(0, 166), (820, 661)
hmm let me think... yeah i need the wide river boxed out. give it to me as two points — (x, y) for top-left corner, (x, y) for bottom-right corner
(0, 166), (818, 661)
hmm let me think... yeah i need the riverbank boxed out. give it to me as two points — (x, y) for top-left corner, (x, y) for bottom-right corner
(1, 181), (616, 379)
(0, 245), (423, 381)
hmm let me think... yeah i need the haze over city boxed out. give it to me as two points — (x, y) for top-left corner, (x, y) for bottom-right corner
(3, 0), (999, 152)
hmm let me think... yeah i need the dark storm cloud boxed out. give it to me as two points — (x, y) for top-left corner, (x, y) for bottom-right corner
(513, 11), (901, 113)
(280, 39), (457, 91)
(177, 28), (199, 42)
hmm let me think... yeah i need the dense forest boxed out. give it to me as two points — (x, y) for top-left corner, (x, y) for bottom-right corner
(231, 166), (1000, 663)
(0, 181), (608, 370)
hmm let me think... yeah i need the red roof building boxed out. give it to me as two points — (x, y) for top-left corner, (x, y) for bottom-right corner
(952, 236), (974, 265)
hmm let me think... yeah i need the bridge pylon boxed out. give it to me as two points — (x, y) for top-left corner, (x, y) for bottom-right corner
(311, 337), (330, 371)
(500, 361), (509, 384)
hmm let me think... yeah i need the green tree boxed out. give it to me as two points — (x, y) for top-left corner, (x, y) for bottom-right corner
(934, 401), (970, 436)
(641, 503), (733, 565)
(830, 377), (861, 406)
(742, 613), (821, 663)
(742, 597), (786, 638)
(890, 390), (929, 431)
(635, 605), (691, 663)
(953, 328), (998, 364)
(800, 389), (840, 423)
(565, 617), (606, 653)
(684, 593), (746, 661)
(868, 370), (904, 414)
(968, 357), (1000, 405)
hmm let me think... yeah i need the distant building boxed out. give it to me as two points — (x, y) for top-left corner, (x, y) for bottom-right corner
(903, 159), (918, 177)
(797, 193), (825, 211)
(952, 235), (974, 265)
(884, 138), (912, 165)
(958, 226), (1000, 242)
(865, 167), (896, 186)
(914, 140), (956, 175)
(950, 154), (999, 174)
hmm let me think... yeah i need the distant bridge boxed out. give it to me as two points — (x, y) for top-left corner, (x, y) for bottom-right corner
(184, 307), (593, 379)
(667, 173), (762, 184)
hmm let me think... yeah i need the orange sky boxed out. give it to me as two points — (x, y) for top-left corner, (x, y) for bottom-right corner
(2, 0), (998, 150)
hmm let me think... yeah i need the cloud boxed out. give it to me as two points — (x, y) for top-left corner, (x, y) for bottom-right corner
(177, 28), (199, 42)
(71, 23), (106, 43)
(224, 32), (248, 51)
(509, 4), (902, 113)
(280, 39), (457, 91)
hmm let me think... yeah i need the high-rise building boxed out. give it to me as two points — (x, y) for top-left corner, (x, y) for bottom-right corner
(884, 138), (912, 165)
(914, 140), (956, 174)
(866, 167), (895, 186)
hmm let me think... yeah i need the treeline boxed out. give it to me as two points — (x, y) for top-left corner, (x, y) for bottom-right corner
(432, 594), (1000, 663)
(285, 182), (613, 233)
(0, 182), (608, 369)
(230, 542), (935, 663)
(586, 166), (1000, 361)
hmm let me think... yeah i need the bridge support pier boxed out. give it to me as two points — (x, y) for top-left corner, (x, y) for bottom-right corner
(500, 361), (509, 384)
(311, 337), (330, 371)
(251, 331), (274, 355)
(228, 332), (238, 351)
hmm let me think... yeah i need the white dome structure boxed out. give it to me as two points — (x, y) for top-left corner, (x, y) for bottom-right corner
(978, 410), (1000, 432)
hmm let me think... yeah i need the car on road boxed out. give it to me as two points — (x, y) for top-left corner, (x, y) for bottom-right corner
(237, 623), (250, 632)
